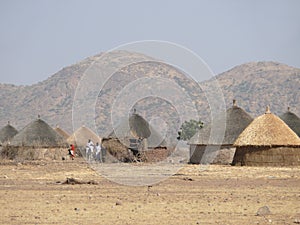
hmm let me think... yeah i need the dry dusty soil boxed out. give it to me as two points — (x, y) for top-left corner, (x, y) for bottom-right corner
(0, 158), (300, 225)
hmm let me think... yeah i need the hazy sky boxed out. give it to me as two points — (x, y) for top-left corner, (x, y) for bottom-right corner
(0, 0), (300, 85)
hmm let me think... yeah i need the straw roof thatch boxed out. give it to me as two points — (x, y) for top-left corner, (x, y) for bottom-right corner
(279, 107), (300, 137)
(234, 107), (300, 147)
(129, 113), (151, 138)
(54, 125), (70, 140)
(189, 100), (253, 145)
(67, 126), (101, 147)
(0, 121), (18, 144)
(108, 113), (166, 148)
(10, 118), (67, 147)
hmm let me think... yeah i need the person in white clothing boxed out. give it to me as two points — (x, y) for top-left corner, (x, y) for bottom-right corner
(86, 139), (94, 161)
(95, 142), (102, 162)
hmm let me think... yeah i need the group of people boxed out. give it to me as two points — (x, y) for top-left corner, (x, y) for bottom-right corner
(86, 139), (103, 162)
(67, 139), (103, 162)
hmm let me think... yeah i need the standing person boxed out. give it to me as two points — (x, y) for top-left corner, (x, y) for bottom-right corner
(69, 144), (75, 160)
(89, 140), (94, 160)
(95, 142), (102, 162)
(86, 139), (94, 161)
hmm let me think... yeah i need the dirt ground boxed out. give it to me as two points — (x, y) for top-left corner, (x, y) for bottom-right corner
(0, 158), (300, 225)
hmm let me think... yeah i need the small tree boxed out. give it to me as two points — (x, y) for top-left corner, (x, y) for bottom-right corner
(177, 119), (203, 141)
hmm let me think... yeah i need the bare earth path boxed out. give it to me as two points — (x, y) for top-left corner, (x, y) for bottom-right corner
(0, 159), (300, 225)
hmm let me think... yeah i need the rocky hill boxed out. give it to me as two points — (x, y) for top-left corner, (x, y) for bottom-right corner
(0, 52), (299, 138)
(216, 61), (299, 117)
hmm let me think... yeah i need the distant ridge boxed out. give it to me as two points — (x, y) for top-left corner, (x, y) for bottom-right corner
(214, 61), (299, 117)
(0, 52), (299, 135)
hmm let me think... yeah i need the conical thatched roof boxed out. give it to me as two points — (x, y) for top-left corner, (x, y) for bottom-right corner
(54, 125), (70, 140)
(108, 113), (166, 148)
(67, 126), (101, 147)
(0, 122), (18, 144)
(129, 113), (151, 138)
(189, 100), (253, 145)
(234, 107), (300, 147)
(10, 118), (67, 147)
(279, 108), (300, 137)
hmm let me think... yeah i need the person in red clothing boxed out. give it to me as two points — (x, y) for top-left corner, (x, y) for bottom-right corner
(68, 144), (75, 160)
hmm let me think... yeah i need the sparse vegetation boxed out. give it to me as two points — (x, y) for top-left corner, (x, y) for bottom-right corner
(177, 119), (203, 141)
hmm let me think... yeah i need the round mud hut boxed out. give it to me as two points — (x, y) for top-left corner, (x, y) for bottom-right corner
(232, 106), (300, 166)
(0, 121), (18, 145)
(67, 125), (101, 149)
(279, 107), (300, 137)
(189, 100), (253, 164)
(102, 112), (169, 162)
(3, 116), (68, 160)
(54, 125), (70, 140)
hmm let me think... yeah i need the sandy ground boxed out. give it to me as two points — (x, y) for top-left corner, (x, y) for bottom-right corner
(0, 158), (300, 225)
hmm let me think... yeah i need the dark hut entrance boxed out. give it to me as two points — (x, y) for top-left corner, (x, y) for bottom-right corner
(129, 138), (144, 158)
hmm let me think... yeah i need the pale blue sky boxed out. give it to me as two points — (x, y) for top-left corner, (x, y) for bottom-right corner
(0, 0), (299, 85)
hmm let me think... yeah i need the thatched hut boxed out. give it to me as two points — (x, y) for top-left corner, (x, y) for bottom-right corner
(11, 117), (67, 147)
(280, 107), (300, 137)
(232, 106), (300, 166)
(54, 125), (70, 140)
(67, 125), (101, 147)
(189, 100), (253, 164)
(0, 121), (18, 145)
(102, 112), (169, 162)
(3, 116), (68, 160)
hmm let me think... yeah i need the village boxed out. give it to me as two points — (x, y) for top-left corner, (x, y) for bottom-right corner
(1, 1), (300, 223)
(0, 100), (300, 224)
(0, 100), (299, 167)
